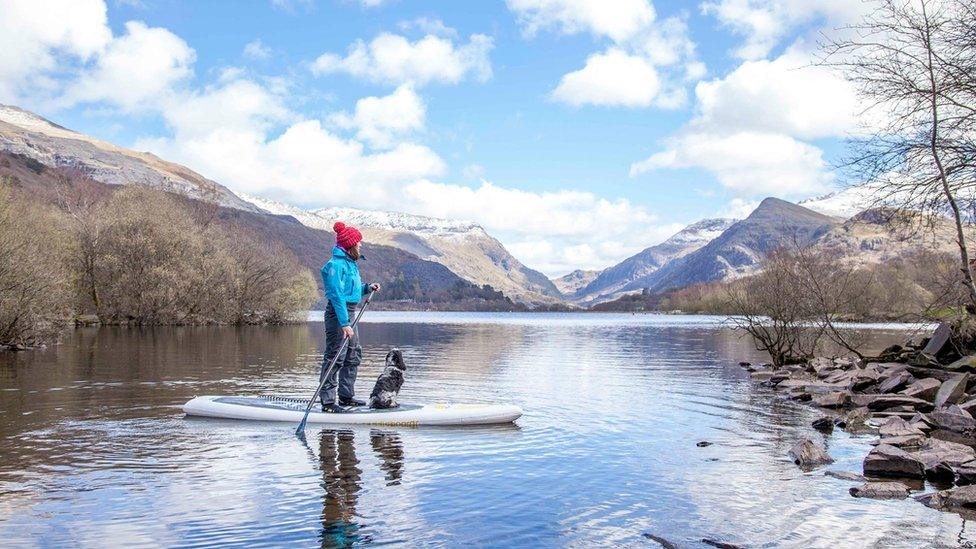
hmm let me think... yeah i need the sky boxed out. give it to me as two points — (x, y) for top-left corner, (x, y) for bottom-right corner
(0, 0), (872, 277)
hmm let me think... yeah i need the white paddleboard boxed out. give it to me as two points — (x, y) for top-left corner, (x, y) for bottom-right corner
(183, 395), (522, 426)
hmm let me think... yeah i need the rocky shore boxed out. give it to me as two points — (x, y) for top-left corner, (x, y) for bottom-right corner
(741, 327), (976, 517)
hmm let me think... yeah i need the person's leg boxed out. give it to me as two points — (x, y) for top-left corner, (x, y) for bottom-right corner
(320, 304), (342, 405)
(337, 305), (362, 403)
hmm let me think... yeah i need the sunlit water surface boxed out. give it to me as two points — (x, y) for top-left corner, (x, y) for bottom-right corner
(0, 313), (969, 548)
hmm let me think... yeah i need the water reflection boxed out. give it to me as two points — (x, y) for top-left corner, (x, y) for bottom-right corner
(318, 430), (364, 548)
(0, 314), (962, 547)
(316, 429), (405, 548)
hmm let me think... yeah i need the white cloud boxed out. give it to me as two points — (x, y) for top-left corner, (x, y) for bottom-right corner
(552, 48), (660, 108)
(0, 0), (112, 103)
(631, 131), (832, 196)
(243, 39), (272, 60)
(506, 1), (703, 109)
(629, 42), (862, 199)
(700, 0), (868, 60)
(397, 17), (458, 38)
(63, 21), (194, 111)
(0, 0), (680, 276)
(692, 46), (859, 139)
(402, 180), (681, 274)
(330, 84), (425, 148)
(720, 197), (759, 219)
(506, 0), (656, 43)
(311, 32), (493, 86)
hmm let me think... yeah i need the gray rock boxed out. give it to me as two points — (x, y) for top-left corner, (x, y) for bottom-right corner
(863, 444), (925, 479)
(953, 462), (976, 485)
(854, 394), (933, 412)
(825, 470), (865, 481)
(878, 371), (913, 394)
(902, 378), (942, 402)
(789, 439), (834, 468)
(947, 356), (976, 372)
(878, 417), (926, 438)
(809, 356), (836, 377)
(929, 405), (976, 433)
(960, 399), (976, 416)
(701, 538), (743, 549)
(849, 481), (910, 499)
(813, 391), (851, 408)
(836, 407), (871, 432)
(642, 533), (679, 549)
(849, 369), (883, 391)
(913, 438), (976, 480)
(934, 373), (970, 409)
(874, 434), (927, 448)
(910, 352), (940, 368)
(922, 322), (951, 356)
(812, 416), (834, 433)
(918, 484), (976, 512)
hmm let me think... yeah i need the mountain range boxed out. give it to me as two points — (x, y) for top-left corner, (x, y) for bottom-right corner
(241, 195), (560, 304)
(0, 103), (958, 310)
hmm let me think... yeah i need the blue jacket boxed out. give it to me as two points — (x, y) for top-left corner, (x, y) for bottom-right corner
(321, 246), (370, 326)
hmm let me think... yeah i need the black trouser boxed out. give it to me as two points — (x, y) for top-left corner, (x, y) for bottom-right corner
(320, 302), (361, 404)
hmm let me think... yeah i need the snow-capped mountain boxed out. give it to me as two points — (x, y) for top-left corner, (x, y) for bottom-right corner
(314, 207), (488, 240)
(572, 217), (738, 304)
(242, 194), (561, 304)
(0, 104), (259, 212)
(798, 185), (881, 219)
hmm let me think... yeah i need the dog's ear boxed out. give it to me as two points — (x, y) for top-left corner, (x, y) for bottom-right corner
(393, 348), (405, 369)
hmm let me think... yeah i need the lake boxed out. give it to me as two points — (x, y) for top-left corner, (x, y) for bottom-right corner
(0, 313), (967, 548)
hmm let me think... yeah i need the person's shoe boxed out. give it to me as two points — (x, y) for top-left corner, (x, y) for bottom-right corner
(338, 397), (366, 407)
(321, 402), (346, 413)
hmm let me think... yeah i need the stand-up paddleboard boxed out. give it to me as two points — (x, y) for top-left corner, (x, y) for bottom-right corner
(183, 395), (522, 426)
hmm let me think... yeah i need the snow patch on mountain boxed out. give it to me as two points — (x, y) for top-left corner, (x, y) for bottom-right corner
(665, 218), (738, 248)
(799, 186), (880, 219)
(315, 207), (489, 240)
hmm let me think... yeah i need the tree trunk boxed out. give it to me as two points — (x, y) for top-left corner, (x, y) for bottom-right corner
(922, 1), (976, 309)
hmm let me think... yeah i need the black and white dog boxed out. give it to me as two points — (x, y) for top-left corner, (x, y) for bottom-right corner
(369, 348), (406, 409)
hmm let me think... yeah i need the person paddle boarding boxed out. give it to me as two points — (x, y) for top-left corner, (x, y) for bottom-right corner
(320, 222), (380, 413)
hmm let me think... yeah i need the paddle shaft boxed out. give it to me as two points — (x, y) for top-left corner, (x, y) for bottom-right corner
(295, 291), (373, 435)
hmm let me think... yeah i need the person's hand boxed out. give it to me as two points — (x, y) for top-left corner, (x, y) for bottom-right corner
(369, 283), (381, 292)
(342, 326), (355, 339)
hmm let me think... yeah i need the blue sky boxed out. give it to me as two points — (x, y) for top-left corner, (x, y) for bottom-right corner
(0, 0), (869, 275)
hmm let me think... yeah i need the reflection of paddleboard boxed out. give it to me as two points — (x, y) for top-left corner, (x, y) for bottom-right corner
(183, 395), (522, 426)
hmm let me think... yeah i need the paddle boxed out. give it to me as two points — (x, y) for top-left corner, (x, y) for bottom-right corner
(296, 290), (374, 437)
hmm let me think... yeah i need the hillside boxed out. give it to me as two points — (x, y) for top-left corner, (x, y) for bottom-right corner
(0, 107), (519, 311)
(243, 196), (560, 305)
(638, 198), (839, 293)
(552, 269), (601, 295)
(813, 207), (973, 265)
(572, 218), (737, 304)
(0, 105), (258, 212)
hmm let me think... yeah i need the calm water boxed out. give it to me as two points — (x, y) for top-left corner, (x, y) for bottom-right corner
(0, 313), (969, 548)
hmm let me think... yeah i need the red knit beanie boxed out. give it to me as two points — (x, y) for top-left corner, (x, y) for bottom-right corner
(334, 222), (363, 250)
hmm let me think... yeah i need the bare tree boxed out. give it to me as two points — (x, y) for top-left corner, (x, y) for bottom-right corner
(0, 181), (70, 348)
(822, 0), (976, 307)
(53, 170), (107, 315)
(727, 250), (824, 367)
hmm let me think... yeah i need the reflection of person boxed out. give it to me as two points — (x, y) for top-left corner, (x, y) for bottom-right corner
(319, 430), (362, 548)
(320, 222), (381, 412)
(318, 430), (405, 548)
